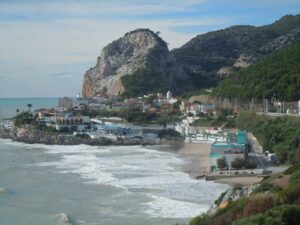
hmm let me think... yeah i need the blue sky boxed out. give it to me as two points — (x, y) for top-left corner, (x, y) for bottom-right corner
(0, 0), (299, 98)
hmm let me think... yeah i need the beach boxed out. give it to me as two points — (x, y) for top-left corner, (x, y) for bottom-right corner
(177, 142), (263, 186)
(178, 143), (211, 178)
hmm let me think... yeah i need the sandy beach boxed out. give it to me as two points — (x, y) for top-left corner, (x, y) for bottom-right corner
(177, 142), (263, 186)
(178, 143), (211, 178)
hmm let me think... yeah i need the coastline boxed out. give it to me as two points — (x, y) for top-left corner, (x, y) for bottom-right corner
(0, 127), (164, 146)
(176, 142), (263, 187)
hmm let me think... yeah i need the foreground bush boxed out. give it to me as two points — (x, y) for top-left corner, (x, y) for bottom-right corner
(232, 204), (300, 225)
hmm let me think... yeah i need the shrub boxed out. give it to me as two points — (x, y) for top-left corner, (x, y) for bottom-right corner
(233, 204), (300, 225)
(279, 182), (300, 204)
(253, 183), (273, 193)
(283, 165), (300, 175)
(289, 171), (300, 184)
(242, 193), (274, 217)
(189, 214), (213, 225)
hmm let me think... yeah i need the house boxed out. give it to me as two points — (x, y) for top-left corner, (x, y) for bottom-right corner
(209, 131), (248, 171)
(112, 99), (143, 111)
(58, 97), (73, 111)
(55, 115), (91, 131)
(160, 103), (173, 115)
(88, 103), (107, 111)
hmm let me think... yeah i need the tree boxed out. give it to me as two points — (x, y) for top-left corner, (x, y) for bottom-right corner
(231, 158), (246, 172)
(27, 103), (32, 112)
(246, 161), (257, 173)
(217, 157), (227, 170)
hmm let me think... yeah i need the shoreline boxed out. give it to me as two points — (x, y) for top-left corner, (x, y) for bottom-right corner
(1, 128), (263, 187)
(0, 127), (183, 146)
(176, 142), (263, 187)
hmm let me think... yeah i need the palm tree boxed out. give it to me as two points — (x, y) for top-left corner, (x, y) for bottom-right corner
(27, 103), (32, 112)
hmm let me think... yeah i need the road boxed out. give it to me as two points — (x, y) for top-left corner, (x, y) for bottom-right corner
(247, 133), (288, 173)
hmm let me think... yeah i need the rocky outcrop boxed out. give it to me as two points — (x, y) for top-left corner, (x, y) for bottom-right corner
(82, 29), (191, 97)
(82, 15), (300, 96)
(0, 127), (158, 146)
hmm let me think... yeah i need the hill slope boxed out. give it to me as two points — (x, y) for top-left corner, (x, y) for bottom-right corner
(213, 43), (300, 101)
(172, 14), (300, 89)
(82, 29), (191, 97)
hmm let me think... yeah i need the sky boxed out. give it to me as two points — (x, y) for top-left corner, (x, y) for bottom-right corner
(0, 0), (299, 98)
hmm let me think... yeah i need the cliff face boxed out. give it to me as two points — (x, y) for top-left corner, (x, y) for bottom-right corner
(82, 29), (191, 97)
(82, 15), (300, 97)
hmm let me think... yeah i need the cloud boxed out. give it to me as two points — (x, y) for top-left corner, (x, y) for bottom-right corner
(1, 0), (298, 97)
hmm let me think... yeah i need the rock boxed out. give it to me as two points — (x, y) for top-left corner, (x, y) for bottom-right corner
(54, 213), (71, 225)
(82, 28), (191, 97)
(234, 54), (258, 68)
(217, 67), (234, 77)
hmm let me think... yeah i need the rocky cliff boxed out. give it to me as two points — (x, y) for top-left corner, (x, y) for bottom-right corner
(82, 15), (300, 97)
(82, 29), (191, 97)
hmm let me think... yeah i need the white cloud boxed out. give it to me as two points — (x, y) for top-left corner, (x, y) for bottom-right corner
(0, 0), (227, 97)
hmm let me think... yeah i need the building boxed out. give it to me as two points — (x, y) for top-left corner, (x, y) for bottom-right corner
(58, 97), (73, 111)
(112, 99), (143, 111)
(166, 90), (172, 99)
(55, 115), (91, 131)
(160, 103), (173, 115)
(209, 131), (248, 171)
(88, 103), (107, 111)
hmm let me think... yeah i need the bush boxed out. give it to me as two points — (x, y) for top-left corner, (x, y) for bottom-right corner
(253, 183), (273, 193)
(289, 171), (300, 184)
(242, 193), (274, 217)
(279, 182), (300, 204)
(233, 204), (300, 225)
(283, 165), (300, 175)
(189, 214), (213, 225)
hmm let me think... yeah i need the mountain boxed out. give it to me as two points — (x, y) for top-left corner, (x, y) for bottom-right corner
(213, 42), (300, 101)
(172, 14), (300, 82)
(82, 29), (191, 97)
(82, 15), (300, 97)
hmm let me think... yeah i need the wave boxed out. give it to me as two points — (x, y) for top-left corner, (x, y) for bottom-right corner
(145, 195), (209, 218)
(54, 213), (72, 225)
(2, 139), (228, 219)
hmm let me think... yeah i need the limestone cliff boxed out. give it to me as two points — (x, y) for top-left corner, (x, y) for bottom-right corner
(82, 29), (190, 97)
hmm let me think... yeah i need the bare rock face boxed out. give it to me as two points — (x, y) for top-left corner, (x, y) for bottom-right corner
(233, 54), (258, 68)
(82, 29), (190, 97)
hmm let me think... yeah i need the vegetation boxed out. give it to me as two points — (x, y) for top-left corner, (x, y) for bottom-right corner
(121, 67), (167, 97)
(231, 158), (246, 172)
(191, 116), (234, 128)
(232, 204), (300, 225)
(217, 157), (227, 170)
(213, 43), (300, 101)
(185, 165), (300, 225)
(13, 111), (36, 127)
(235, 111), (300, 164)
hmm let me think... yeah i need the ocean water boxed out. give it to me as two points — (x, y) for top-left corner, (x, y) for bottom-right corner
(0, 98), (58, 118)
(0, 139), (228, 225)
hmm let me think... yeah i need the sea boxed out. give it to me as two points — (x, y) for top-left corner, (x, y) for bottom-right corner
(0, 98), (58, 119)
(0, 98), (228, 225)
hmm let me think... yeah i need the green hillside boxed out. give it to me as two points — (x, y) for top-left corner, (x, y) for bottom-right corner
(213, 43), (300, 101)
(186, 165), (300, 225)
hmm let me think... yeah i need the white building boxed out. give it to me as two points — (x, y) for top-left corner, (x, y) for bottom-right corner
(166, 91), (172, 99)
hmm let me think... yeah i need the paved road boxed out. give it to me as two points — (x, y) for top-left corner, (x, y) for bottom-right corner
(247, 133), (288, 173)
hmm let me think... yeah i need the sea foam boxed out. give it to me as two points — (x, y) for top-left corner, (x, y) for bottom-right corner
(10, 141), (227, 219)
